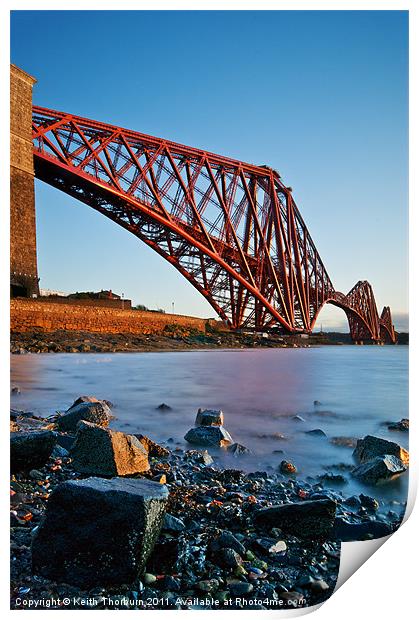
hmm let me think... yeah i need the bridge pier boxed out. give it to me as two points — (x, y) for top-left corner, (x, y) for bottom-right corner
(10, 64), (39, 298)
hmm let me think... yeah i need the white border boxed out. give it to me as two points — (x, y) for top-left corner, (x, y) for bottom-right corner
(1, 2), (416, 618)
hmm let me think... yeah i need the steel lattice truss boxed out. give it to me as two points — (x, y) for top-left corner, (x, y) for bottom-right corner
(31, 106), (396, 343)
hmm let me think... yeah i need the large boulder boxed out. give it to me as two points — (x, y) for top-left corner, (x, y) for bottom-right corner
(71, 422), (149, 476)
(184, 425), (233, 447)
(254, 499), (336, 539)
(353, 435), (409, 466)
(195, 408), (224, 426)
(10, 431), (56, 473)
(351, 455), (406, 484)
(32, 477), (168, 587)
(56, 401), (111, 432)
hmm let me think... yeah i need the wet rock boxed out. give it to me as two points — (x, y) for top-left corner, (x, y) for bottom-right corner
(31, 477), (168, 587)
(331, 517), (393, 541)
(195, 408), (224, 426)
(56, 433), (75, 451)
(313, 400), (321, 406)
(51, 444), (69, 459)
(197, 579), (218, 593)
(10, 420), (19, 432)
(279, 460), (297, 474)
(71, 421), (149, 476)
(228, 581), (253, 595)
(319, 473), (347, 485)
(359, 494), (379, 511)
(162, 513), (185, 532)
(215, 548), (243, 569)
(147, 536), (187, 573)
(56, 401), (111, 432)
(11, 386), (21, 394)
(184, 449), (214, 465)
(351, 455), (406, 484)
(134, 434), (170, 457)
(156, 403), (172, 411)
(253, 538), (287, 555)
(353, 435), (409, 466)
(10, 431), (57, 473)
(306, 429), (327, 437)
(387, 418), (409, 432)
(210, 531), (246, 557)
(227, 443), (251, 456)
(292, 415), (305, 422)
(254, 498), (336, 539)
(184, 425), (233, 447)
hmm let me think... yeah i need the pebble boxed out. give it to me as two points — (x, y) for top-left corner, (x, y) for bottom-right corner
(143, 573), (157, 585)
(228, 581), (254, 596)
(279, 460), (297, 474)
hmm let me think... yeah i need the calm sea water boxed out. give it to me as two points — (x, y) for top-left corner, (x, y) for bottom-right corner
(11, 346), (408, 505)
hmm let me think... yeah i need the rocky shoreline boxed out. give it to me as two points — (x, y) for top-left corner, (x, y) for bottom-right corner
(10, 399), (408, 611)
(11, 329), (320, 354)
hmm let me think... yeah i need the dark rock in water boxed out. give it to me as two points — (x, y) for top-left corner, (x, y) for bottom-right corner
(227, 442), (251, 456)
(71, 421), (149, 476)
(11, 386), (21, 394)
(292, 415), (305, 422)
(279, 460), (297, 474)
(330, 436), (357, 448)
(162, 513), (185, 532)
(156, 403), (172, 411)
(319, 472), (347, 485)
(10, 431), (57, 473)
(210, 531), (246, 557)
(195, 408), (224, 426)
(306, 429), (327, 437)
(68, 395), (111, 409)
(31, 477), (168, 587)
(184, 425), (233, 447)
(353, 435), (409, 466)
(215, 547), (242, 569)
(351, 455), (406, 484)
(56, 401), (111, 432)
(313, 400), (321, 406)
(331, 517), (393, 541)
(359, 494), (380, 511)
(387, 418), (409, 432)
(134, 434), (170, 457)
(254, 498), (336, 539)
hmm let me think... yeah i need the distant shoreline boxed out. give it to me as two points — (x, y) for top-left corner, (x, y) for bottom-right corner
(10, 330), (406, 354)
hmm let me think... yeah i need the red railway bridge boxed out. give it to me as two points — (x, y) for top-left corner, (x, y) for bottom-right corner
(32, 106), (396, 344)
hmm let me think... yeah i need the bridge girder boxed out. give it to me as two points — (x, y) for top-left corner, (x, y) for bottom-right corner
(31, 106), (396, 343)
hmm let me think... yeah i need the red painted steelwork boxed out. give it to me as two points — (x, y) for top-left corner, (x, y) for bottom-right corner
(31, 106), (397, 343)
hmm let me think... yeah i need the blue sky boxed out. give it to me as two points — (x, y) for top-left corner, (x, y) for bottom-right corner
(11, 10), (408, 330)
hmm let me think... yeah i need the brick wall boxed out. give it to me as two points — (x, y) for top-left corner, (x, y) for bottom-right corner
(10, 64), (39, 297)
(10, 299), (208, 335)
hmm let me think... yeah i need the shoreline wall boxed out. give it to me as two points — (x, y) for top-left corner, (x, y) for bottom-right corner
(10, 299), (208, 335)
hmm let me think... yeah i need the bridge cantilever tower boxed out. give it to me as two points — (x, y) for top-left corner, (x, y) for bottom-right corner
(31, 106), (396, 343)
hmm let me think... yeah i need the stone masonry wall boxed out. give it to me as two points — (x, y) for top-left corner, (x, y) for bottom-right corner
(10, 64), (39, 296)
(10, 299), (208, 335)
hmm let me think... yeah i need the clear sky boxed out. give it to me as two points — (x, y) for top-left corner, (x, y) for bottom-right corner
(11, 10), (408, 330)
